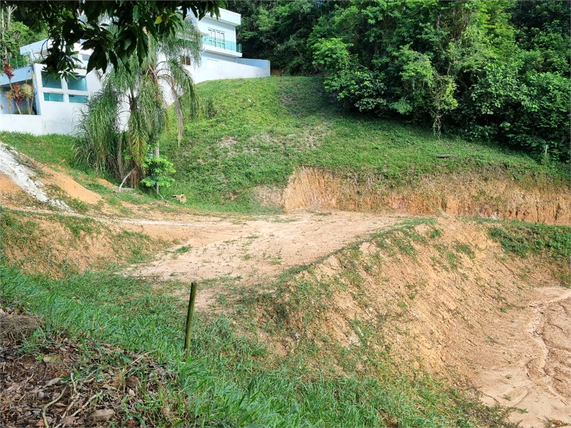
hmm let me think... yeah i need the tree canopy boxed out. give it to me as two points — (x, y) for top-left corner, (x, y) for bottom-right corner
(229, 0), (570, 161)
(7, 1), (223, 75)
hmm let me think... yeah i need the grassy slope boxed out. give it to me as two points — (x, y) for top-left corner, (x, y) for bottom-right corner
(1, 76), (569, 427)
(2, 76), (567, 212)
(159, 76), (568, 211)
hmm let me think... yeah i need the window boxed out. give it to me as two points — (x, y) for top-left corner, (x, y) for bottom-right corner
(180, 55), (192, 66)
(42, 72), (62, 89)
(43, 93), (64, 102)
(67, 75), (87, 91)
(208, 28), (225, 49)
(69, 94), (89, 104)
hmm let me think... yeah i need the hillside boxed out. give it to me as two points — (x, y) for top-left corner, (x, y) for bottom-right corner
(1, 76), (570, 428)
(157, 77), (569, 223)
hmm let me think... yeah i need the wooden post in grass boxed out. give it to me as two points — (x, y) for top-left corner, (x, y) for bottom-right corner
(184, 282), (198, 360)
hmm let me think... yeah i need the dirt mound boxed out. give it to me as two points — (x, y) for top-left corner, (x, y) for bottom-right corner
(1, 211), (161, 278)
(273, 218), (570, 427)
(282, 167), (571, 225)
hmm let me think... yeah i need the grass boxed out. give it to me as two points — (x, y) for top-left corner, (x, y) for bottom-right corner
(0, 132), (76, 168)
(1, 262), (519, 428)
(488, 222), (571, 285)
(155, 76), (568, 212)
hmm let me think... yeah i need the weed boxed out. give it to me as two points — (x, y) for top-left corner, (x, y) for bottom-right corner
(175, 245), (191, 254)
(454, 242), (475, 259)
(488, 223), (570, 283)
(61, 216), (97, 238)
(430, 228), (443, 239)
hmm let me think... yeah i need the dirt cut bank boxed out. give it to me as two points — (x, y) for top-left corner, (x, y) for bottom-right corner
(280, 167), (570, 225)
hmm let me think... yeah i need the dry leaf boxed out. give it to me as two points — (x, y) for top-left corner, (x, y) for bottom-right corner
(60, 415), (76, 426)
(46, 377), (62, 386)
(42, 355), (62, 363)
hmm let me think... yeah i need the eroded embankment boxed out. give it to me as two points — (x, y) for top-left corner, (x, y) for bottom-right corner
(0, 211), (163, 278)
(257, 218), (570, 427)
(277, 167), (570, 225)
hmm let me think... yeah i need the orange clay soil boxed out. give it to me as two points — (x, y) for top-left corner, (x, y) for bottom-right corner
(1, 155), (569, 427)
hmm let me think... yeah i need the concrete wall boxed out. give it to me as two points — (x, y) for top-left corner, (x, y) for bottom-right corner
(0, 113), (81, 135)
(190, 53), (270, 83)
(237, 58), (270, 69)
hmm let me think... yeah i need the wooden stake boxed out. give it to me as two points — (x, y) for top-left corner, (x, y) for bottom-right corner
(184, 282), (198, 360)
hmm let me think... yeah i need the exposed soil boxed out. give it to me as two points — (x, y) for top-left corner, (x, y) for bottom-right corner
(285, 217), (570, 427)
(1, 144), (570, 427)
(282, 167), (571, 225)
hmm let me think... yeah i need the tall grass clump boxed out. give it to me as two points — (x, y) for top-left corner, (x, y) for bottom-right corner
(74, 85), (123, 175)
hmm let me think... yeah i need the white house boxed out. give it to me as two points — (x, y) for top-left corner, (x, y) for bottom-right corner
(0, 8), (269, 136)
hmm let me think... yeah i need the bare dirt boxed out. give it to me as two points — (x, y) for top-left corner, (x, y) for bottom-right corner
(282, 166), (571, 225)
(1, 147), (570, 427)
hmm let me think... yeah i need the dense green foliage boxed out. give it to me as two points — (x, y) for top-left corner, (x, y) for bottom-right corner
(8, 1), (222, 75)
(0, 6), (45, 61)
(229, 0), (570, 161)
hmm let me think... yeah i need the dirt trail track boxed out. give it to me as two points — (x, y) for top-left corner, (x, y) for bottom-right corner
(1, 146), (570, 427)
(124, 211), (402, 288)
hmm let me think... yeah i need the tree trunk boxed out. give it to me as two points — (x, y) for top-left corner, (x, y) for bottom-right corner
(117, 133), (124, 180)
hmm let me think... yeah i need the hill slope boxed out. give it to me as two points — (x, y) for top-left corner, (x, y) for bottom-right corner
(159, 77), (569, 222)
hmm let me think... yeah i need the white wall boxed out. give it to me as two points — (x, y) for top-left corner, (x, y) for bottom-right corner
(237, 59), (270, 69)
(0, 113), (76, 135)
(189, 54), (270, 84)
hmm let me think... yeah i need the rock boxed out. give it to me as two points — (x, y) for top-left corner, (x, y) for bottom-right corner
(90, 409), (115, 423)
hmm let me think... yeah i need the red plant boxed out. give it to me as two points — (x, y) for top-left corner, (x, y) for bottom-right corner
(3, 61), (15, 81)
(3, 60), (23, 114)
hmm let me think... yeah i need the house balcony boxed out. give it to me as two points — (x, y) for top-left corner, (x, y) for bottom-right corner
(202, 37), (242, 57)
(3, 53), (32, 69)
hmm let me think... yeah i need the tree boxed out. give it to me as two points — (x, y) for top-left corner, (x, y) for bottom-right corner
(8, 1), (222, 75)
(1, 4), (45, 61)
(75, 17), (201, 189)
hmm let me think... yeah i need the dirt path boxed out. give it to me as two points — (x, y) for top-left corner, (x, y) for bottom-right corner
(473, 288), (571, 427)
(123, 210), (404, 308)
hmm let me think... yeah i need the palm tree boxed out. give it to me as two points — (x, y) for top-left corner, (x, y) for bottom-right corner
(75, 17), (202, 187)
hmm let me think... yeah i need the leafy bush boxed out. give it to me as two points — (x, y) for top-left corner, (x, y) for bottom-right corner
(140, 156), (176, 191)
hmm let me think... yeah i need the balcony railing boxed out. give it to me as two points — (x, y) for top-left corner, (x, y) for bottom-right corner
(202, 37), (242, 53)
(3, 53), (32, 69)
